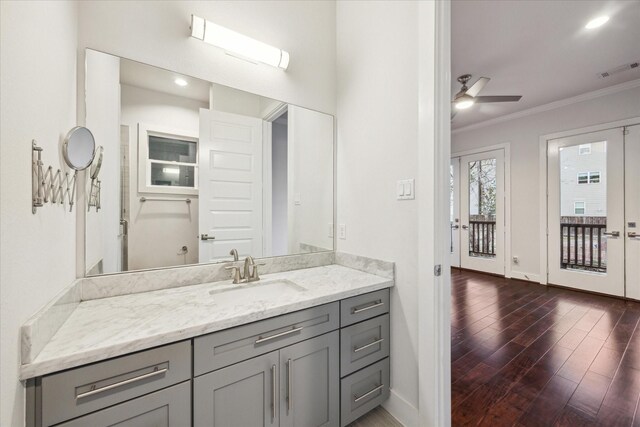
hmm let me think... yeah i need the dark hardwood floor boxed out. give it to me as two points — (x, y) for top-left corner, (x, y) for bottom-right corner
(451, 268), (640, 426)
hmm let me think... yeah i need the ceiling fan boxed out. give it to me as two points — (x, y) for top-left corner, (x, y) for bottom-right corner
(452, 74), (522, 118)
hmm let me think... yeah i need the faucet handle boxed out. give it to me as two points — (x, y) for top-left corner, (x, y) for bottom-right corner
(225, 265), (242, 284)
(251, 263), (267, 281)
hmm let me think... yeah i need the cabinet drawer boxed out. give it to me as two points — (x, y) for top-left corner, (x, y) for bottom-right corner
(55, 381), (191, 427)
(194, 302), (339, 376)
(340, 289), (389, 327)
(340, 358), (390, 426)
(340, 314), (390, 377)
(41, 341), (191, 427)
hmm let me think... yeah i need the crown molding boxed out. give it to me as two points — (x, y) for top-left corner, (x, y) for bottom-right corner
(452, 78), (640, 135)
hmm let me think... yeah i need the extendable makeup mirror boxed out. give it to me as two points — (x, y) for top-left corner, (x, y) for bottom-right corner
(63, 127), (96, 171)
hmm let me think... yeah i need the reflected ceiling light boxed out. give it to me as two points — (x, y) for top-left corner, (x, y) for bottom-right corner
(163, 167), (180, 174)
(454, 94), (475, 110)
(190, 15), (290, 70)
(174, 77), (188, 87)
(585, 15), (609, 29)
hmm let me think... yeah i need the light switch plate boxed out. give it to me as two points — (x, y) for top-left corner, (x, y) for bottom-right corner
(397, 179), (415, 200)
(338, 224), (346, 240)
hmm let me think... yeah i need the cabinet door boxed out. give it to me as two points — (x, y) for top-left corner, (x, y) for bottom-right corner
(55, 381), (190, 427)
(280, 331), (339, 427)
(194, 350), (279, 427)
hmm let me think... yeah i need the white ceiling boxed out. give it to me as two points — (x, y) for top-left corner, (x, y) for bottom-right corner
(120, 58), (211, 102)
(452, 0), (640, 129)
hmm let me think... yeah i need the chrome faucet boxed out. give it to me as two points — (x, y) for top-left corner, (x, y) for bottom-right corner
(229, 248), (239, 262)
(225, 256), (265, 284)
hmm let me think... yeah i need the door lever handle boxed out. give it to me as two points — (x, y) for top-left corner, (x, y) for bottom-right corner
(200, 234), (215, 241)
(461, 225), (469, 230)
(629, 232), (640, 239)
(603, 231), (620, 237)
(451, 224), (460, 230)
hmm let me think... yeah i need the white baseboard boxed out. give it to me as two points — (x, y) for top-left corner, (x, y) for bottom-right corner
(509, 270), (542, 284)
(382, 389), (419, 427)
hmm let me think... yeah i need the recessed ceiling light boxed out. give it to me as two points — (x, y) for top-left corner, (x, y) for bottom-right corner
(585, 15), (609, 29)
(174, 77), (188, 87)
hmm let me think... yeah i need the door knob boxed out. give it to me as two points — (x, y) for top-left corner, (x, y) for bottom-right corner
(603, 231), (620, 237)
(461, 225), (469, 230)
(200, 233), (215, 241)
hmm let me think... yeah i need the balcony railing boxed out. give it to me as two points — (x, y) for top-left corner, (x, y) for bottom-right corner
(469, 220), (496, 257)
(560, 222), (607, 272)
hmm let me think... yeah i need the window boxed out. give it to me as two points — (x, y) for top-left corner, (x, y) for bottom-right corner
(138, 123), (198, 195)
(574, 201), (586, 215)
(578, 144), (591, 155)
(577, 171), (601, 184)
(577, 172), (589, 184)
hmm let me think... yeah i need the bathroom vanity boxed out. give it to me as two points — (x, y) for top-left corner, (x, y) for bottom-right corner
(22, 259), (393, 427)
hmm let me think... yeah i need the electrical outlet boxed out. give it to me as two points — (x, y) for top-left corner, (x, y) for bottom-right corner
(328, 223), (334, 238)
(338, 224), (346, 240)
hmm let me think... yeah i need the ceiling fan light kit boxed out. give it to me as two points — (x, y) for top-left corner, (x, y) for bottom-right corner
(451, 74), (523, 118)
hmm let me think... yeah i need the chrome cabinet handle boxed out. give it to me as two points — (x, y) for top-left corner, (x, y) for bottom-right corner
(76, 366), (168, 400)
(354, 384), (384, 403)
(461, 225), (469, 230)
(255, 326), (303, 344)
(200, 233), (215, 241)
(287, 359), (292, 413)
(271, 364), (276, 423)
(354, 338), (384, 353)
(351, 300), (384, 314)
(603, 231), (620, 237)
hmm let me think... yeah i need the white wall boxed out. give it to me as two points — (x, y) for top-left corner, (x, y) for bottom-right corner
(0, 2), (78, 426)
(337, 2), (421, 424)
(77, 0), (336, 115)
(121, 84), (207, 270)
(453, 86), (640, 282)
(85, 50), (121, 274)
(288, 105), (334, 253)
(272, 122), (289, 255)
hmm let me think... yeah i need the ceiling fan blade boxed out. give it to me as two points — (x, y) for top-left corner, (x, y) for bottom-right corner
(451, 110), (458, 120)
(466, 77), (490, 97)
(474, 95), (522, 103)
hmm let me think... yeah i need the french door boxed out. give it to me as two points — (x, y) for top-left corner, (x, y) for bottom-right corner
(451, 149), (505, 275)
(547, 126), (640, 297)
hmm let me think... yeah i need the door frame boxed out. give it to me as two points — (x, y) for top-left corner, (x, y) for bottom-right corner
(451, 143), (512, 279)
(538, 116), (640, 285)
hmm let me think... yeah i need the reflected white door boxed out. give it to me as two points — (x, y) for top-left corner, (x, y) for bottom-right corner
(626, 125), (640, 299)
(450, 158), (461, 267)
(547, 128), (625, 296)
(199, 109), (263, 263)
(460, 149), (505, 275)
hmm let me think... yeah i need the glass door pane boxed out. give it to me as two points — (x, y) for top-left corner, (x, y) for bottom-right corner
(558, 141), (607, 272)
(467, 158), (497, 259)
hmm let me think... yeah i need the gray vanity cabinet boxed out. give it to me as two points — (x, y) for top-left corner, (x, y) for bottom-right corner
(55, 381), (191, 427)
(194, 350), (280, 427)
(279, 332), (339, 427)
(194, 332), (339, 427)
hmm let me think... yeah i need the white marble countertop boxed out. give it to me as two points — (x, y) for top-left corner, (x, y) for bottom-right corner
(20, 264), (393, 380)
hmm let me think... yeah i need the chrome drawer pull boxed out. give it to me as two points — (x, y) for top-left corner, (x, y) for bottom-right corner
(354, 384), (384, 403)
(354, 338), (384, 353)
(351, 300), (384, 314)
(76, 366), (168, 400)
(255, 326), (303, 344)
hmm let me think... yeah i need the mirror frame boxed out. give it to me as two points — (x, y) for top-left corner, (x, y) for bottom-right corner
(79, 48), (337, 278)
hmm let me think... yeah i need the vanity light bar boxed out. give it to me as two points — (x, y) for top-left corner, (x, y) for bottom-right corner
(190, 15), (290, 70)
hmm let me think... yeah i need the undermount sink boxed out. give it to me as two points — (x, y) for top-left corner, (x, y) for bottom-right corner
(208, 279), (306, 302)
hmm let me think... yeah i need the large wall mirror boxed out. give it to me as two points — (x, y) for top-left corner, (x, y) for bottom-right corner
(84, 49), (334, 276)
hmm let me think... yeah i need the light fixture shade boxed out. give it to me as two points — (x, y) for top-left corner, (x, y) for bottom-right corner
(454, 94), (475, 110)
(190, 15), (290, 70)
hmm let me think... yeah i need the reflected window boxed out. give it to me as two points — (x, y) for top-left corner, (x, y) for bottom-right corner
(145, 134), (198, 190)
